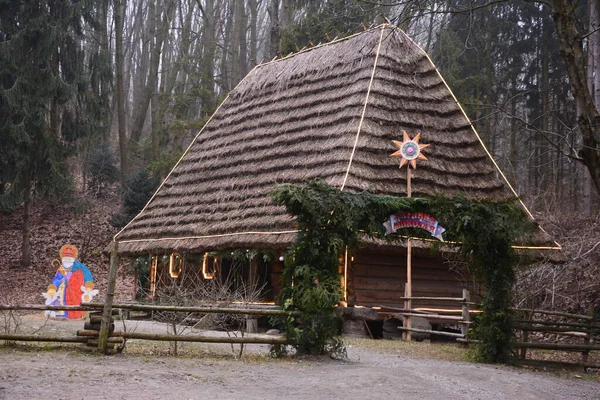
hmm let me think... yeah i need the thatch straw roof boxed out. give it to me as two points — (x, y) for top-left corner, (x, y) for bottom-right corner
(114, 25), (558, 256)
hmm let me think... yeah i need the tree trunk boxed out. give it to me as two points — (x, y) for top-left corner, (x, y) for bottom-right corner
(231, 0), (241, 86)
(115, 0), (128, 185)
(248, 0), (258, 64)
(584, 0), (600, 212)
(129, 0), (175, 149)
(510, 60), (518, 190)
(220, 4), (235, 91)
(99, 0), (111, 142)
(541, 16), (550, 192)
(269, 0), (280, 59)
(129, 0), (157, 149)
(200, 0), (216, 116)
(551, 0), (600, 195)
(237, 0), (248, 81)
(281, 0), (293, 29)
(20, 171), (33, 268)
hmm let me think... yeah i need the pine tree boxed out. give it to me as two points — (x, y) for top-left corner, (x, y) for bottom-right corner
(0, 0), (95, 267)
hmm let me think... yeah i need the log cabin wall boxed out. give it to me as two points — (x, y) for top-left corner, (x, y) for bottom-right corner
(348, 250), (474, 311)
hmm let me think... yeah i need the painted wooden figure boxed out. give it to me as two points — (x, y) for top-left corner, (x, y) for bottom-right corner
(43, 244), (98, 318)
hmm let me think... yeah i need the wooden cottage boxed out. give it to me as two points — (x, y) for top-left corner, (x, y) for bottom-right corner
(113, 25), (560, 317)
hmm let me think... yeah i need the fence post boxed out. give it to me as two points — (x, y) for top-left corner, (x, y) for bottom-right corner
(582, 306), (595, 370)
(520, 311), (533, 360)
(98, 240), (119, 354)
(403, 283), (411, 341)
(461, 288), (470, 339)
(519, 309), (530, 360)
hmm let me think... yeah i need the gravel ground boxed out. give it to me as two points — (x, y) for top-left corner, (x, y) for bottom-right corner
(1, 316), (599, 400)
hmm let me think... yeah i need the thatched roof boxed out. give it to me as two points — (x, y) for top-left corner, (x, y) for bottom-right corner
(114, 25), (558, 256)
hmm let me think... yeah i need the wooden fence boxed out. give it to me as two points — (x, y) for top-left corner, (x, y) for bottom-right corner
(510, 307), (600, 370)
(3, 301), (598, 368)
(394, 288), (474, 340)
(0, 303), (298, 351)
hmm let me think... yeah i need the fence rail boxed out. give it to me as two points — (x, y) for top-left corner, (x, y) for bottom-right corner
(392, 288), (472, 340)
(0, 302), (297, 351)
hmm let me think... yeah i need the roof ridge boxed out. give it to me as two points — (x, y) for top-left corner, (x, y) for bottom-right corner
(255, 24), (392, 69)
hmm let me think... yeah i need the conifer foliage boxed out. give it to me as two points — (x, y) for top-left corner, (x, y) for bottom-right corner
(110, 170), (159, 229)
(0, 0), (94, 266)
(0, 1), (91, 206)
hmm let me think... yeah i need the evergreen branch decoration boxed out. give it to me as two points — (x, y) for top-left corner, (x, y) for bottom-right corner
(271, 180), (535, 362)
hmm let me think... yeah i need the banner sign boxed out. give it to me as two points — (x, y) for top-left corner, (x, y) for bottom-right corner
(383, 212), (446, 241)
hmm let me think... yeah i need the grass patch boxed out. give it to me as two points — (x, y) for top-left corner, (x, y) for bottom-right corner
(345, 338), (469, 362)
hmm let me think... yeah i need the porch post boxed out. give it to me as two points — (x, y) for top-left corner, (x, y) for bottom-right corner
(98, 240), (119, 354)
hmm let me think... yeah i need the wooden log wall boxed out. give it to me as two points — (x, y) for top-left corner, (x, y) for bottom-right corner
(349, 250), (475, 311)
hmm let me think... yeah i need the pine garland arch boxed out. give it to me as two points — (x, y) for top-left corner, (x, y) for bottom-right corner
(270, 180), (535, 362)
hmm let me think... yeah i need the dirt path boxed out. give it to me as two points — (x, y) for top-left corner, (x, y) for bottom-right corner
(1, 315), (599, 400)
(1, 344), (599, 400)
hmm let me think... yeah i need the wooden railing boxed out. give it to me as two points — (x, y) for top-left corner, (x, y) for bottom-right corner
(0, 303), (298, 351)
(510, 307), (600, 370)
(394, 288), (473, 340)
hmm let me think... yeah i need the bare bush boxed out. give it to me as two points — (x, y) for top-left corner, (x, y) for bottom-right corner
(515, 211), (600, 313)
(135, 256), (265, 357)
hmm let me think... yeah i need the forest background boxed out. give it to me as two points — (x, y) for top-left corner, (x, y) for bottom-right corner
(0, 0), (598, 314)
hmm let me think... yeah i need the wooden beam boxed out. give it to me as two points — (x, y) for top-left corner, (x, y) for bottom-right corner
(397, 327), (465, 338)
(513, 342), (600, 351)
(85, 302), (302, 317)
(510, 308), (594, 321)
(513, 319), (598, 329)
(0, 304), (102, 311)
(395, 312), (464, 321)
(116, 331), (292, 345)
(513, 325), (597, 334)
(0, 334), (123, 344)
(0, 334), (89, 343)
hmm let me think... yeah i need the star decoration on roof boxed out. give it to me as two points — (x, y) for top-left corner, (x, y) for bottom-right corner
(391, 131), (430, 169)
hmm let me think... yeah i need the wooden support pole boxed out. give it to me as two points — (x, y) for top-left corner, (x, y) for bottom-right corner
(98, 240), (119, 354)
(519, 309), (532, 360)
(245, 257), (259, 333)
(150, 256), (158, 298)
(403, 281), (411, 341)
(343, 246), (348, 303)
(406, 165), (411, 197)
(582, 306), (595, 368)
(404, 164), (412, 341)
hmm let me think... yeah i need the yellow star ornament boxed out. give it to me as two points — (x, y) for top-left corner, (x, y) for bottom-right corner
(391, 131), (430, 169)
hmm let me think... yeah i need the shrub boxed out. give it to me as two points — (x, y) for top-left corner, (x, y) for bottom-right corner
(86, 142), (119, 195)
(110, 169), (158, 228)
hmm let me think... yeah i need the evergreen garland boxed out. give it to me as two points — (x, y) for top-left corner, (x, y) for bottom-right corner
(271, 180), (535, 362)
